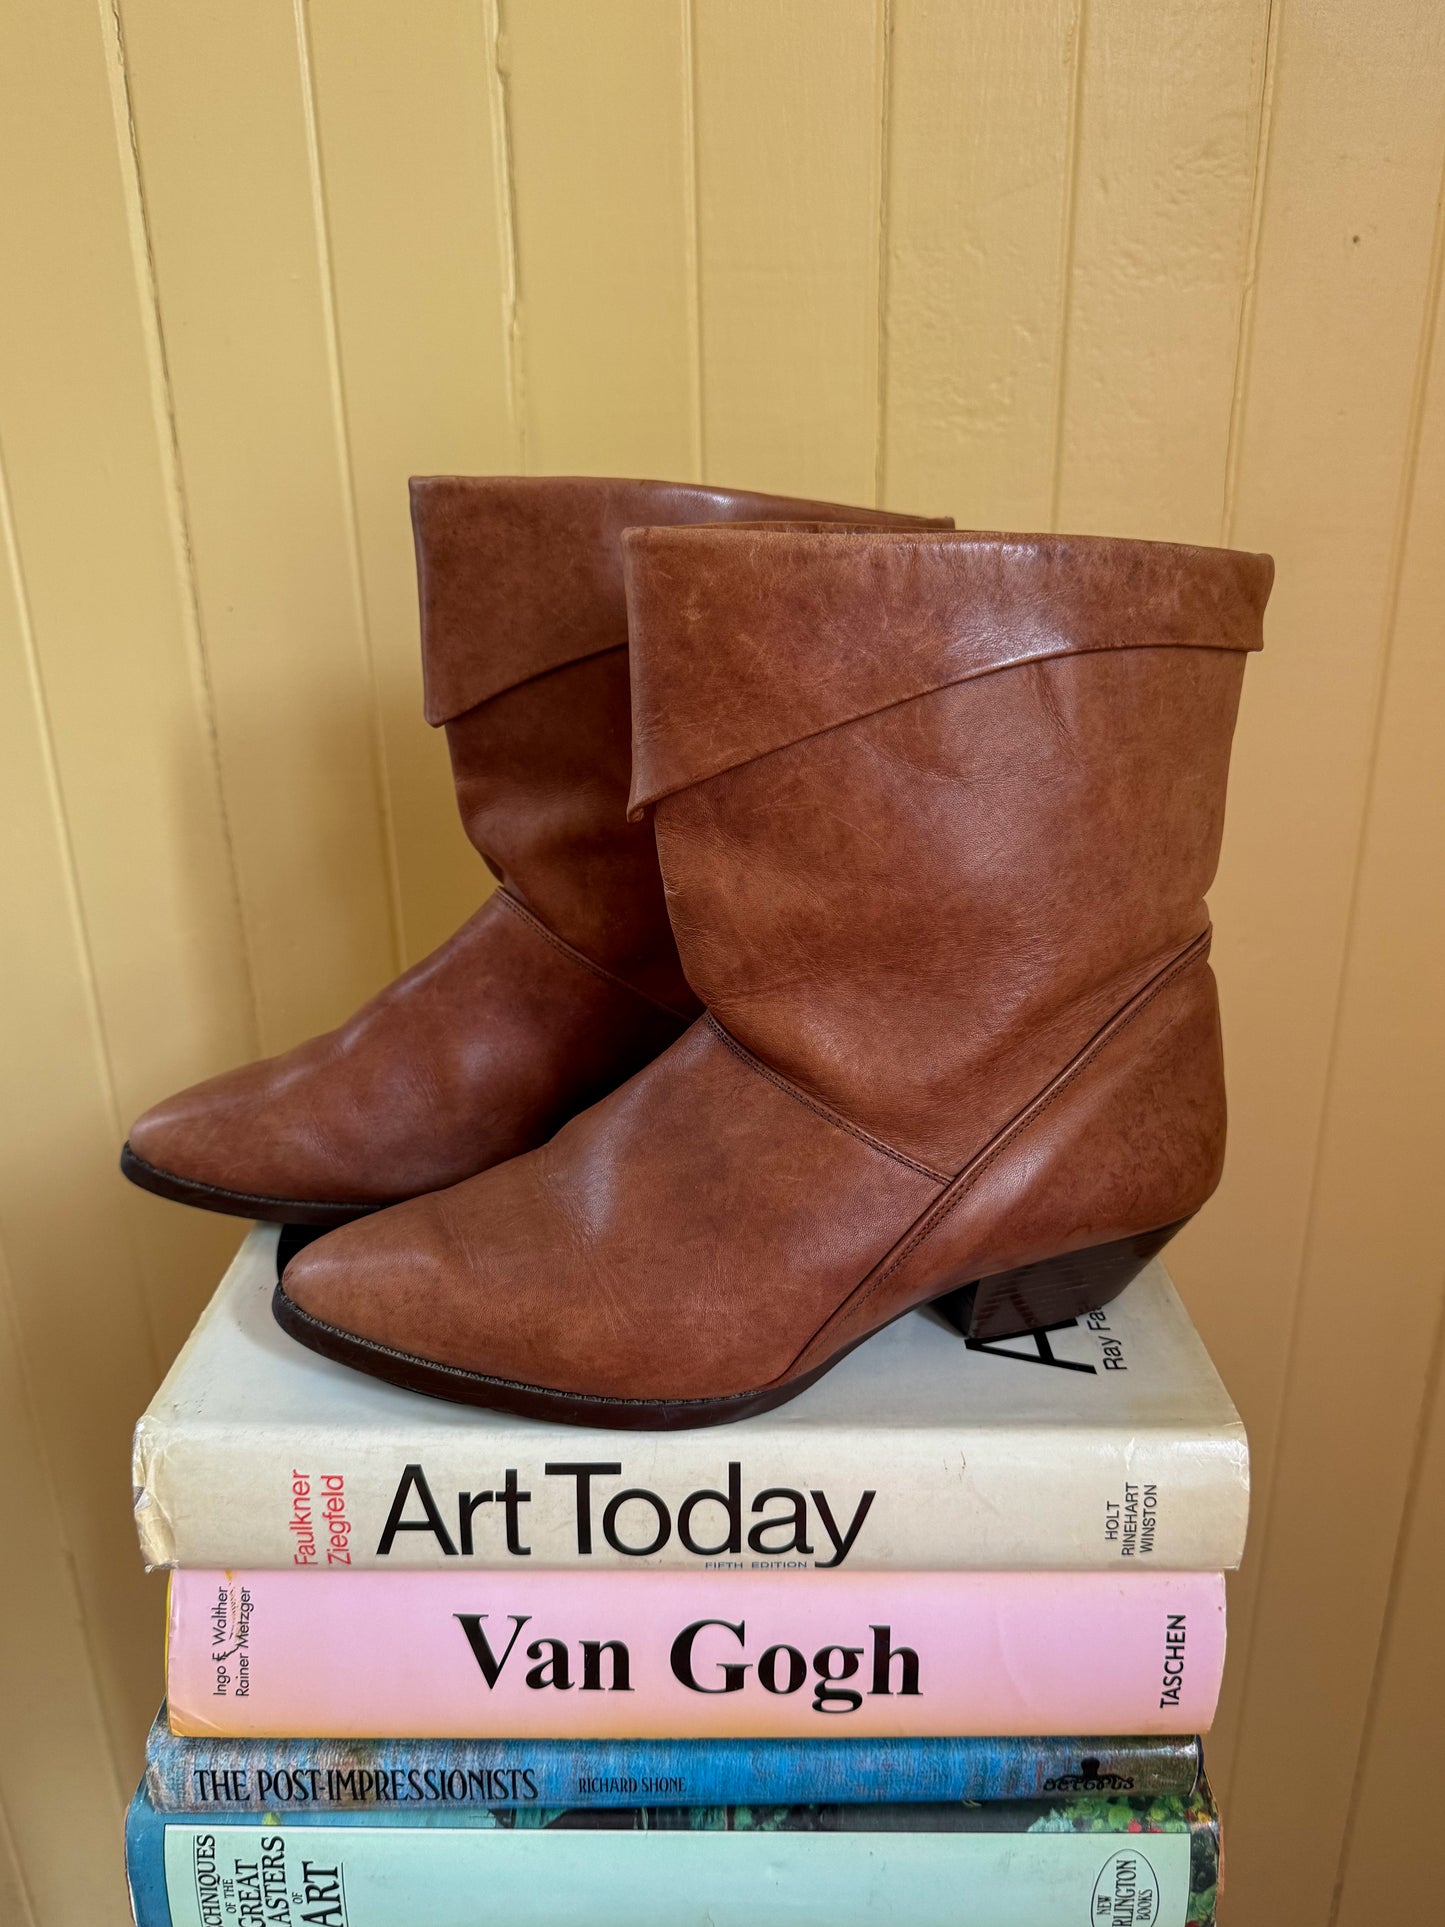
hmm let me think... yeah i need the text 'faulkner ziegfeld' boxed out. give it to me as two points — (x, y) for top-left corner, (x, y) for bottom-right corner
(289, 1472), (352, 1567)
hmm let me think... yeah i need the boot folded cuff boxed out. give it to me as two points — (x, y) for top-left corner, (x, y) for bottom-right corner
(411, 477), (949, 725)
(624, 528), (1273, 813)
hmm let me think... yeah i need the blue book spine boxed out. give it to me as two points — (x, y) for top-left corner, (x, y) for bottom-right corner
(126, 1781), (1220, 1927)
(143, 1709), (1199, 1812)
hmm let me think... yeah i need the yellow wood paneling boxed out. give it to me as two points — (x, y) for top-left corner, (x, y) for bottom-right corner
(883, 0), (1078, 526)
(304, 0), (519, 961)
(1326, 231), (1445, 1922)
(693, 0), (884, 503)
(1052, 0), (1271, 540)
(0, 411), (168, 1784)
(2, 4), (1444, 1922)
(0, 0), (256, 1370)
(116, 0), (401, 1051)
(0, 1248), (131, 1926)
(1336, 1313), (1445, 1921)
(501, 0), (698, 477)
(1221, 43), (1445, 1904)
(0, 1798), (38, 1927)
(1170, 0), (1445, 1859)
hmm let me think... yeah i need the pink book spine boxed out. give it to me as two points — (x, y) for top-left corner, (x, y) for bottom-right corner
(169, 1568), (1223, 1739)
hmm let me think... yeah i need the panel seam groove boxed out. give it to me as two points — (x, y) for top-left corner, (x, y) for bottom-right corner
(1225, 107), (1445, 1826)
(99, 0), (266, 1056)
(872, 0), (895, 508)
(486, 0), (529, 468)
(1328, 1255), (1445, 1923)
(0, 1778), (40, 1927)
(682, 0), (706, 481)
(1220, 0), (1281, 547)
(1199, 1), (1281, 1781)
(1047, 0), (1088, 532)
(293, 0), (408, 974)
(0, 1238), (130, 1817)
(0, 535), (140, 1806)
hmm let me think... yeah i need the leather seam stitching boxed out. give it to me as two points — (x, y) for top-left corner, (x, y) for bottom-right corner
(703, 1012), (951, 1185)
(773, 930), (1214, 1380)
(493, 890), (695, 1022)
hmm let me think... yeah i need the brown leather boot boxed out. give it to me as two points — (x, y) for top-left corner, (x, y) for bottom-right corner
(123, 481), (948, 1226)
(276, 527), (1270, 1423)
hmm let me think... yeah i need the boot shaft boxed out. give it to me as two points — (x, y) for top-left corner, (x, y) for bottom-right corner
(623, 527), (1271, 1173)
(410, 478), (950, 1005)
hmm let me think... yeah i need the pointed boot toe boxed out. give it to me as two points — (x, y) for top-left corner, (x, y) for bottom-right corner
(122, 1059), (366, 1227)
(270, 1019), (950, 1425)
(276, 1206), (455, 1364)
(274, 1180), (588, 1407)
(128, 479), (947, 1224)
(271, 527), (1269, 1430)
(125, 1085), (230, 1200)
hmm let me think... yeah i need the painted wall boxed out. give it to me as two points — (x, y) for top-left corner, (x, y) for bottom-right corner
(1, 3), (1442, 1922)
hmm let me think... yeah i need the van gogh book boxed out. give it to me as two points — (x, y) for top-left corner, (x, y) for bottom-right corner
(144, 1708), (1201, 1810)
(133, 1226), (1247, 1573)
(125, 1778), (1221, 1927)
(166, 1567), (1222, 1738)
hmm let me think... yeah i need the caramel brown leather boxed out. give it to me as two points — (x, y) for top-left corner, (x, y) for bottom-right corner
(126, 480), (947, 1222)
(280, 529), (1269, 1413)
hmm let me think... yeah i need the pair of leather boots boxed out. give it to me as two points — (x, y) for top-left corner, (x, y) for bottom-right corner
(124, 477), (1271, 1430)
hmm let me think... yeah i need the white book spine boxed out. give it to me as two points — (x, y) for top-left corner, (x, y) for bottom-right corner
(133, 1416), (1247, 1572)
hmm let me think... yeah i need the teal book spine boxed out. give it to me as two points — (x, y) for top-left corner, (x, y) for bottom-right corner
(143, 1709), (1200, 1812)
(125, 1777), (1221, 1927)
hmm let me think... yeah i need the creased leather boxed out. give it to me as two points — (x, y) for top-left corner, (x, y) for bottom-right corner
(128, 896), (684, 1205)
(625, 528), (1270, 810)
(654, 642), (1248, 1172)
(441, 645), (695, 1014)
(283, 528), (1268, 1404)
(412, 477), (953, 724)
(131, 479), (943, 1214)
(790, 939), (1230, 1375)
(283, 1020), (942, 1396)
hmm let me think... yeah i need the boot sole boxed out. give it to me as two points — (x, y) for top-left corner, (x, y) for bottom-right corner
(270, 1218), (1187, 1431)
(120, 1144), (382, 1229)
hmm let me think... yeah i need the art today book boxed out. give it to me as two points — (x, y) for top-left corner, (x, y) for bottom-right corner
(134, 1228), (1248, 1573)
(166, 1567), (1223, 1739)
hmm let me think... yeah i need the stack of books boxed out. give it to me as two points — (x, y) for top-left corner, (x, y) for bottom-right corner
(124, 1225), (1246, 1925)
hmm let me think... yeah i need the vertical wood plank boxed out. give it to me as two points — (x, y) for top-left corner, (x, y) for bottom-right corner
(0, 431), (170, 1790)
(0, 1241), (138, 1927)
(0, 0), (257, 1367)
(1053, 0), (1271, 539)
(500, 0), (697, 477)
(1172, 4), (1445, 1850)
(303, 0), (520, 960)
(692, 0), (884, 503)
(0, 1799), (38, 1927)
(1219, 96), (1445, 1916)
(882, 0), (1079, 527)
(1335, 1304), (1445, 1922)
(0, 0), (256, 1106)
(1322, 309), (1445, 1914)
(116, 0), (400, 1050)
